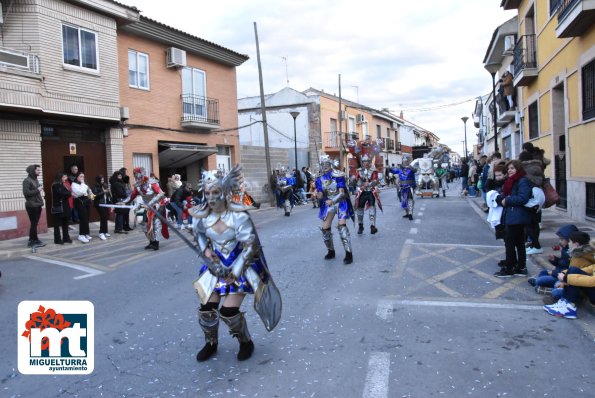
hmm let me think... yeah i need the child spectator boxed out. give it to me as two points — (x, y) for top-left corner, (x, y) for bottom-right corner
(529, 224), (578, 293)
(543, 231), (595, 318)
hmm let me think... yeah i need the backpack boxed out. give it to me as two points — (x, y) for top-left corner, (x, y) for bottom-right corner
(525, 186), (545, 212)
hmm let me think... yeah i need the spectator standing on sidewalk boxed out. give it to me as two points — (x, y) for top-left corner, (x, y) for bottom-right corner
(71, 172), (92, 243)
(51, 172), (72, 244)
(519, 147), (548, 255)
(66, 164), (80, 224)
(544, 232), (595, 319)
(110, 171), (128, 234)
(171, 182), (192, 229)
(92, 175), (112, 241)
(494, 160), (532, 278)
(119, 168), (134, 232)
(460, 160), (469, 194)
(22, 164), (46, 248)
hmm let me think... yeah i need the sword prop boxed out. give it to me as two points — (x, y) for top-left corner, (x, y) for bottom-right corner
(99, 204), (136, 209)
(138, 201), (228, 277)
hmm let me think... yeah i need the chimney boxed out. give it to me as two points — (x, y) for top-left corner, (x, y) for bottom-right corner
(400, 111), (404, 119)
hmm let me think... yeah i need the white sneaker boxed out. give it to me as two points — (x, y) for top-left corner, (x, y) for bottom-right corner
(104, 233), (111, 237)
(78, 235), (89, 243)
(179, 225), (186, 230)
(85, 235), (93, 240)
(526, 247), (544, 255)
(99, 233), (106, 241)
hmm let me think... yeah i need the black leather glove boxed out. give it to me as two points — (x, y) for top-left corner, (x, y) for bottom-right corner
(495, 195), (504, 207)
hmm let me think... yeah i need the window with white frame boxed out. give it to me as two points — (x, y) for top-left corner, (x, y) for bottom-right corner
(182, 67), (207, 118)
(62, 24), (98, 70)
(133, 153), (153, 176)
(376, 124), (381, 138)
(128, 50), (150, 89)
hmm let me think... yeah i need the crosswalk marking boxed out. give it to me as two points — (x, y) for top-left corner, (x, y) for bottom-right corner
(363, 352), (391, 398)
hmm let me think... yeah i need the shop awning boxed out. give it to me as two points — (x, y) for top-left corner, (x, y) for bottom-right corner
(158, 142), (217, 168)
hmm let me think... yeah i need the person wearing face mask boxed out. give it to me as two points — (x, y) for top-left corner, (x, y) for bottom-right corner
(189, 165), (280, 362)
(315, 154), (355, 264)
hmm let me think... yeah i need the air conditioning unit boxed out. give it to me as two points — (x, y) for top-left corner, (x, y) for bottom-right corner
(166, 47), (186, 68)
(0, 48), (29, 69)
(339, 110), (347, 120)
(120, 106), (130, 121)
(356, 114), (365, 124)
(391, 122), (399, 129)
(503, 35), (515, 53)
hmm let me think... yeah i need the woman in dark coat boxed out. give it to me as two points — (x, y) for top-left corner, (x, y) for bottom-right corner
(51, 172), (72, 244)
(494, 160), (532, 277)
(92, 175), (112, 240)
(110, 171), (128, 234)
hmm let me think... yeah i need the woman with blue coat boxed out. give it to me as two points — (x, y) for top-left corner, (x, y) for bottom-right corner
(494, 160), (533, 277)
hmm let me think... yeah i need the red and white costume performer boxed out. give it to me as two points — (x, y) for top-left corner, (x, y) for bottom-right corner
(126, 167), (169, 250)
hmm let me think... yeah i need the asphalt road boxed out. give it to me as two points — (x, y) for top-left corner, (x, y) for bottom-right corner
(1, 185), (594, 397)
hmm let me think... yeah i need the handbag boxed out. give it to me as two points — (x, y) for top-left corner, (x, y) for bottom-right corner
(542, 179), (560, 208)
(50, 188), (63, 215)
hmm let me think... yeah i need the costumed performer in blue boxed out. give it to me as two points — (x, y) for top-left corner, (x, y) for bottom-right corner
(189, 165), (281, 362)
(390, 155), (417, 220)
(315, 154), (355, 264)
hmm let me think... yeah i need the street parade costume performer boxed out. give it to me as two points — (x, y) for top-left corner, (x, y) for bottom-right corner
(390, 155), (417, 220)
(190, 165), (281, 362)
(348, 137), (384, 234)
(315, 154), (355, 264)
(122, 167), (169, 250)
(276, 166), (296, 216)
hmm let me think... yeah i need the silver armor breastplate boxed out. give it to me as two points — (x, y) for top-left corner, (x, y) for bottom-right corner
(322, 178), (338, 197)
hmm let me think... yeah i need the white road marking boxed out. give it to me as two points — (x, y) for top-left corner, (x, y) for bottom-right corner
(24, 256), (105, 279)
(417, 212), (424, 216)
(414, 218), (421, 224)
(362, 352), (391, 398)
(392, 299), (541, 311)
(375, 300), (393, 321)
(409, 228), (418, 234)
(408, 242), (502, 248)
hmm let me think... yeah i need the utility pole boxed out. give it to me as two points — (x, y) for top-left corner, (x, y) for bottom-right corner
(254, 22), (274, 206)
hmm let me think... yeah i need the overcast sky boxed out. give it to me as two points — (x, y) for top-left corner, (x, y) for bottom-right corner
(118, 0), (516, 156)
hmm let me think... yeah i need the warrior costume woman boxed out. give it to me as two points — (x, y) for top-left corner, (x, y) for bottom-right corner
(276, 167), (296, 216)
(315, 154), (354, 264)
(124, 167), (168, 250)
(390, 155), (417, 220)
(190, 165), (280, 362)
(348, 137), (384, 235)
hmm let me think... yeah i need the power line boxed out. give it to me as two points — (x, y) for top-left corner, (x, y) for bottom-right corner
(387, 92), (491, 113)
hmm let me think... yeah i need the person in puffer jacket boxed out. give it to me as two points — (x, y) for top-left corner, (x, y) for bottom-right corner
(543, 232), (595, 319)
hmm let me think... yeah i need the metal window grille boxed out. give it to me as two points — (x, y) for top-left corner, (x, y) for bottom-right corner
(582, 59), (595, 120)
(587, 183), (595, 218)
(528, 101), (539, 139)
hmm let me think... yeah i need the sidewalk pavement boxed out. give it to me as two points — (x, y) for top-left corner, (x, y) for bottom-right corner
(0, 203), (281, 260)
(468, 194), (595, 315)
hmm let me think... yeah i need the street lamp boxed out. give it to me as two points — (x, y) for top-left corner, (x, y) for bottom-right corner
(485, 62), (501, 153)
(461, 116), (469, 162)
(290, 111), (300, 170)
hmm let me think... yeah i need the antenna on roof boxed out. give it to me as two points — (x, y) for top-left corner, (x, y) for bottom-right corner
(281, 56), (289, 85)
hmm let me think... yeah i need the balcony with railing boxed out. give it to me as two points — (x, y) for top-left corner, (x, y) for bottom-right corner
(0, 47), (40, 76)
(180, 94), (220, 130)
(512, 34), (537, 86)
(324, 131), (357, 150)
(556, 0), (595, 38)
